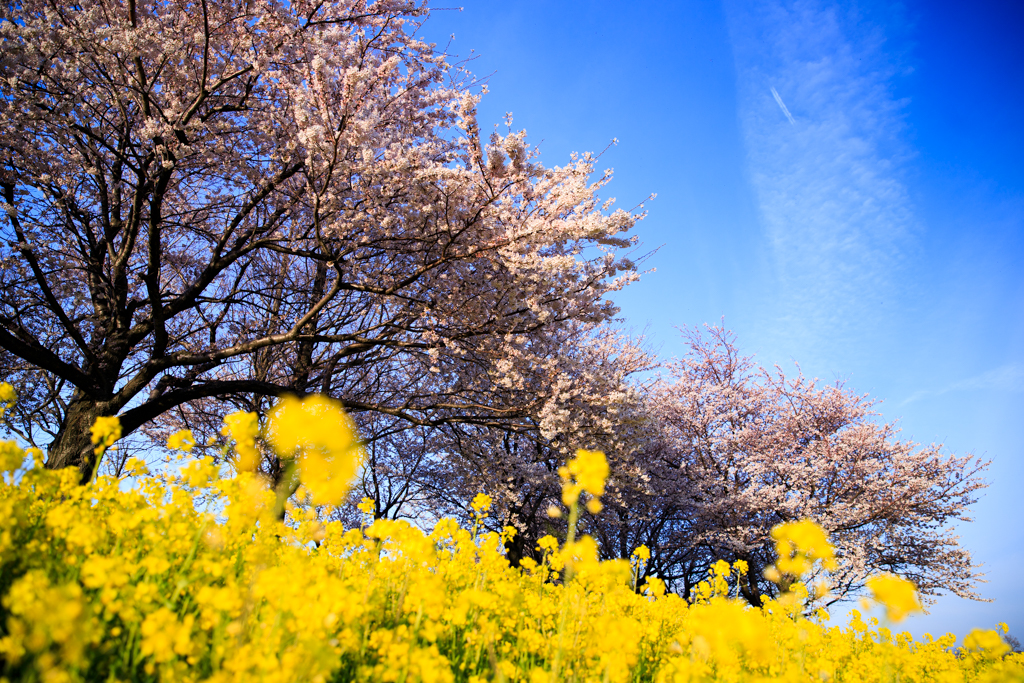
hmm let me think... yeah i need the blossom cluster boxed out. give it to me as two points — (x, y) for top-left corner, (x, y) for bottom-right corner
(0, 390), (1020, 682)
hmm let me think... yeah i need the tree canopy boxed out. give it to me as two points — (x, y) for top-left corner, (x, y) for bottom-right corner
(0, 0), (643, 481)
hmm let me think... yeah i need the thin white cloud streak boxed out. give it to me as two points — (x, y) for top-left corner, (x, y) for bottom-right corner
(770, 86), (796, 125)
(725, 0), (917, 368)
(900, 362), (1024, 406)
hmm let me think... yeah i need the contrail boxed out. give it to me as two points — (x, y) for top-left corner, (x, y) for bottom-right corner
(771, 87), (796, 125)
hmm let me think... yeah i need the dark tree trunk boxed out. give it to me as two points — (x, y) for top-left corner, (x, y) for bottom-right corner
(737, 555), (765, 607)
(504, 528), (527, 568)
(45, 393), (105, 483)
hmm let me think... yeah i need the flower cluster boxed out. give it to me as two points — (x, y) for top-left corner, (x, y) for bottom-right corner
(0, 395), (1020, 682)
(865, 573), (925, 622)
(762, 518), (838, 599)
(220, 412), (259, 472)
(559, 448), (609, 513)
(266, 395), (362, 506)
(166, 430), (196, 454)
(89, 416), (122, 458)
(0, 382), (15, 418)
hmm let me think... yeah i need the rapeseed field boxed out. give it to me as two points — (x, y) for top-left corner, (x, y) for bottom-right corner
(0, 386), (1020, 682)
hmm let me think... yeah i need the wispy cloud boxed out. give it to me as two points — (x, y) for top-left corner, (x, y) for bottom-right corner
(770, 86), (796, 125)
(725, 0), (917, 367)
(900, 362), (1024, 406)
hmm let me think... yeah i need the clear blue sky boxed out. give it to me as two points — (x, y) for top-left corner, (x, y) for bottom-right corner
(422, 0), (1024, 640)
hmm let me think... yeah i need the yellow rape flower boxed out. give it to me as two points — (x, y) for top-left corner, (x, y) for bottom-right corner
(0, 402), (1019, 683)
(181, 456), (219, 488)
(767, 518), (837, 581)
(140, 607), (194, 662)
(559, 474), (580, 506)
(866, 573), (923, 622)
(166, 429), (196, 453)
(571, 448), (608, 496)
(267, 395), (361, 506)
(222, 411), (259, 471)
(537, 535), (559, 554)
(559, 448), (608, 506)
(0, 381), (15, 416)
(963, 628), (1011, 658)
(632, 545), (651, 562)
(124, 457), (149, 477)
(1, 439), (25, 473)
(90, 415), (121, 456)
(471, 493), (492, 514)
(642, 576), (666, 597)
(1, 571), (90, 669)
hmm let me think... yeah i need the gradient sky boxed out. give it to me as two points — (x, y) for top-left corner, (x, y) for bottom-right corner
(421, 0), (1024, 640)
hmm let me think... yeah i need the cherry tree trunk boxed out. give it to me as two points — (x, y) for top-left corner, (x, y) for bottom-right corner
(45, 396), (104, 483)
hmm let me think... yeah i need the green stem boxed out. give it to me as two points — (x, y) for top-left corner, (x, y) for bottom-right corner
(564, 500), (579, 583)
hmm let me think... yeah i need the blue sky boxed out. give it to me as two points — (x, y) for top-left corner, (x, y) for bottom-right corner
(422, 0), (1024, 639)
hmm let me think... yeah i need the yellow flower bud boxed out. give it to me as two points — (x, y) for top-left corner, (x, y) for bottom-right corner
(471, 493), (492, 514)
(90, 415), (121, 456)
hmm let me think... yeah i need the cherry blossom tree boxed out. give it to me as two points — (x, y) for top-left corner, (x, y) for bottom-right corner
(320, 324), (656, 563)
(0, 0), (645, 481)
(430, 326), (656, 565)
(620, 326), (989, 606)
